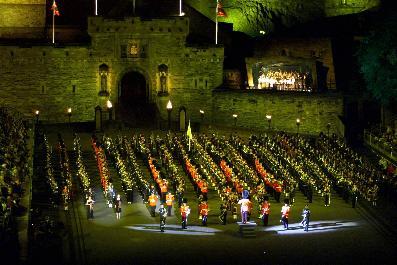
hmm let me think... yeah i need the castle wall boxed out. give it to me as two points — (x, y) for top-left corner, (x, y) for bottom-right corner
(0, 16), (224, 124)
(0, 14), (342, 136)
(0, 46), (99, 122)
(0, 0), (46, 38)
(212, 90), (344, 136)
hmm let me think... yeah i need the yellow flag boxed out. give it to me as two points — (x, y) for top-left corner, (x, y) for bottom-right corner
(187, 120), (192, 139)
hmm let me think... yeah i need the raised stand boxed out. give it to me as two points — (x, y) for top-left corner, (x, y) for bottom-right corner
(237, 221), (257, 238)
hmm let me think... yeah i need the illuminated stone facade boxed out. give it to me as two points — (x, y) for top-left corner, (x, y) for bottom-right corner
(0, 0), (46, 38)
(0, 2), (344, 135)
(0, 16), (224, 124)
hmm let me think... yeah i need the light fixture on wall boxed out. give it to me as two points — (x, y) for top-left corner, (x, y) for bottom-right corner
(296, 118), (300, 134)
(167, 100), (173, 130)
(200, 109), (205, 121)
(266, 114), (272, 129)
(233, 114), (238, 128)
(107, 100), (113, 121)
(35, 110), (40, 124)
(67, 107), (72, 125)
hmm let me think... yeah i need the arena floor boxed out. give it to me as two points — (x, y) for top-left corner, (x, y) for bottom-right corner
(37, 126), (397, 265)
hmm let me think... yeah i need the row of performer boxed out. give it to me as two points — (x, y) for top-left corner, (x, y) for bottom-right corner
(149, 191), (311, 232)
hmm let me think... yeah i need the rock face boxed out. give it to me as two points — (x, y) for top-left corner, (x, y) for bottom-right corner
(186, 0), (380, 36)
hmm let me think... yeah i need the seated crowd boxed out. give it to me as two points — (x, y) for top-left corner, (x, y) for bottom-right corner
(0, 108), (29, 225)
(370, 125), (397, 152)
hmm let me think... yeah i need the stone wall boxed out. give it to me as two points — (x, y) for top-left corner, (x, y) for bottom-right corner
(211, 90), (344, 136)
(0, 46), (99, 122)
(0, 0), (46, 39)
(0, 16), (224, 124)
(0, 14), (344, 136)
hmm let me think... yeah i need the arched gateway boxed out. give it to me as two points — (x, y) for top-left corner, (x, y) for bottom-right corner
(118, 71), (155, 126)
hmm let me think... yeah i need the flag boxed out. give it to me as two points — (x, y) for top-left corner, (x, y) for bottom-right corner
(187, 120), (192, 151)
(51, 1), (60, 16)
(217, 1), (227, 17)
(187, 120), (192, 140)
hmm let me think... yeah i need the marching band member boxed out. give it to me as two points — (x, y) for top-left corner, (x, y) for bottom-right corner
(159, 204), (168, 232)
(280, 203), (290, 229)
(261, 199), (271, 226)
(85, 196), (95, 219)
(148, 193), (158, 217)
(180, 202), (191, 229)
(199, 201), (209, 226)
(115, 194), (122, 220)
(219, 203), (228, 225)
(238, 190), (251, 224)
(301, 205), (311, 231)
(165, 192), (174, 216)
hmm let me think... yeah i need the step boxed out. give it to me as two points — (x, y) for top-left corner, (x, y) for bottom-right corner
(238, 221), (257, 238)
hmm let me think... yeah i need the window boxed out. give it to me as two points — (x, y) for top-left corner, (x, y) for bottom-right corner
(72, 85), (76, 93)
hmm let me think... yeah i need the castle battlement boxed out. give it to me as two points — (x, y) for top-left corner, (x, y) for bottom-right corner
(88, 16), (190, 36)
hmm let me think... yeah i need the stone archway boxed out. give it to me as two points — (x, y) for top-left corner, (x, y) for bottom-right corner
(118, 71), (155, 126)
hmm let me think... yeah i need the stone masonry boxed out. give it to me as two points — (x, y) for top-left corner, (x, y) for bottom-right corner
(0, 16), (224, 124)
(0, 0), (46, 39)
(0, 5), (343, 136)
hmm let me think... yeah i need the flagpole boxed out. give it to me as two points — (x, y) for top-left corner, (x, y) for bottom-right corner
(52, 9), (55, 44)
(95, 0), (98, 16)
(180, 0), (182, 16)
(215, 0), (218, 45)
(187, 120), (192, 151)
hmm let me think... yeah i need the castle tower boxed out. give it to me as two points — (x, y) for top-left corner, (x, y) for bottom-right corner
(0, 0), (46, 39)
